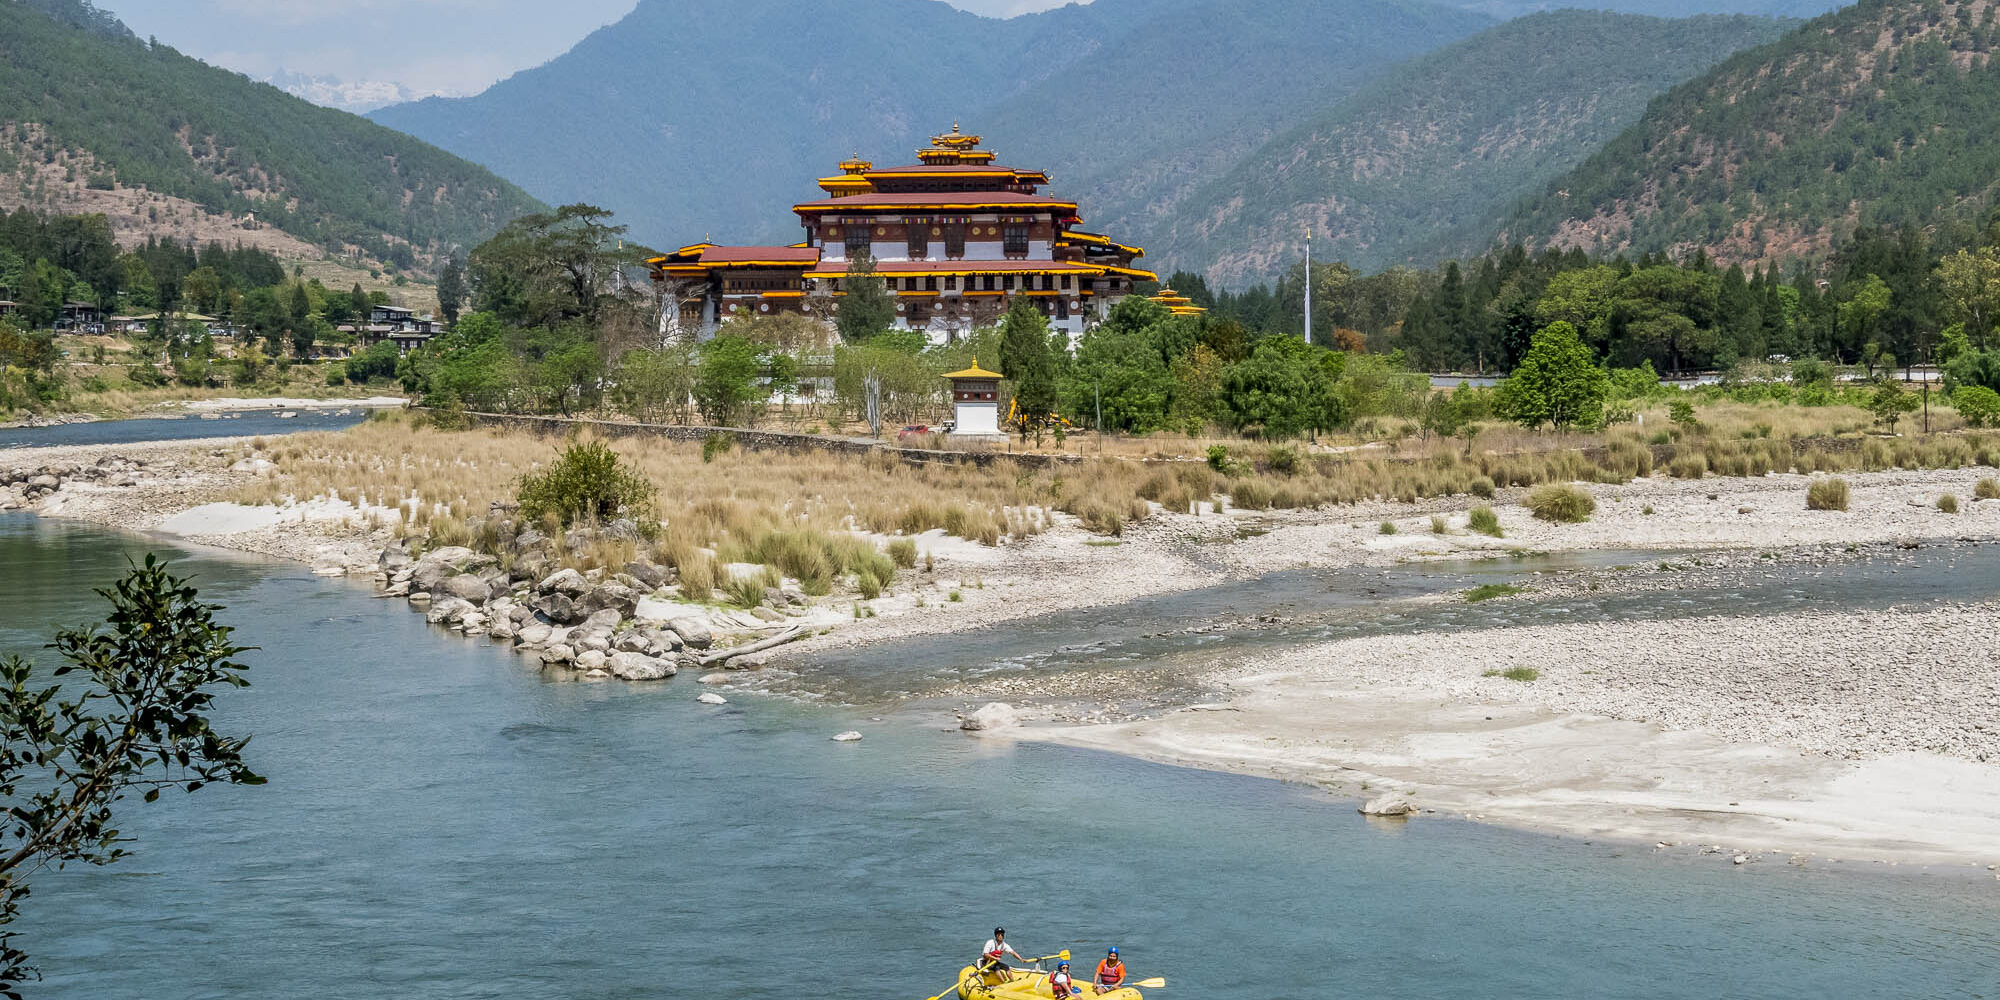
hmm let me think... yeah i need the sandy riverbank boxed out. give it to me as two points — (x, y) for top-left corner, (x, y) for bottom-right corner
(10, 433), (2000, 866)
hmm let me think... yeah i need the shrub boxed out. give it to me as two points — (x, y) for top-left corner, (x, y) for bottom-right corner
(1527, 484), (1595, 523)
(1430, 516), (1447, 534)
(1670, 453), (1708, 479)
(855, 563), (888, 599)
(1939, 494), (1960, 514)
(1266, 445), (1300, 476)
(702, 432), (734, 463)
(324, 367), (345, 387)
(1977, 478), (2000, 501)
(887, 538), (918, 569)
(1378, 521), (1397, 535)
(1483, 666), (1540, 682)
(516, 440), (657, 527)
(1465, 583), (1523, 602)
(1206, 444), (1234, 473)
(1956, 386), (2000, 428)
(723, 572), (767, 609)
(1668, 398), (1700, 429)
(1806, 477), (1850, 511)
(1468, 505), (1503, 537)
(1468, 476), (1496, 499)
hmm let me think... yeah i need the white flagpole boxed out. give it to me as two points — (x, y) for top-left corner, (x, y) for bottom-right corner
(1303, 226), (1313, 345)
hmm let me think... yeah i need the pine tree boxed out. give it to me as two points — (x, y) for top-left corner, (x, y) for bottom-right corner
(437, 250), (467, 325)
(834, 253), (895, 344)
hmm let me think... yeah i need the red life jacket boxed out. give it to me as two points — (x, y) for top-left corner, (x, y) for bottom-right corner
(1050, 971), (1074, 997)
(1097, 959), (1125, 985)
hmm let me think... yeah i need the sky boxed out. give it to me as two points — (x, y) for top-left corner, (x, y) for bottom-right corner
(97, 0), (1083, 99)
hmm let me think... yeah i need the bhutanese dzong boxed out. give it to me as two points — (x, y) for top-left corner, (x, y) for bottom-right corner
(647, 125), (1156, 345)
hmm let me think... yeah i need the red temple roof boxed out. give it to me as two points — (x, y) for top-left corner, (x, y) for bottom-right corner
(697, 246), (822, 265)
(805, 259), (1115, 277)
(794, 191), (1077, 211)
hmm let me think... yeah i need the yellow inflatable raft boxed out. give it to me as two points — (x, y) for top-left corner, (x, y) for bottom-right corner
(952, 965), (1144, 1000)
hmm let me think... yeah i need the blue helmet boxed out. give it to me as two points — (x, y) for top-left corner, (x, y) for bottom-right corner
(1107, 947), (1119, 956)
(1058, 961), (1070, 969)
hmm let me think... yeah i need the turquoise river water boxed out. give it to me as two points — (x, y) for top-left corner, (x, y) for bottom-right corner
(7, 513), (1999, 999)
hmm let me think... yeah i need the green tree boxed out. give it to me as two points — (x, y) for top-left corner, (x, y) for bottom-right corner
(1167, 343), (1226, 433)
(693, 334), (761, 425)
(615, 344), (698, 424)
(997, 295), (1053, 379)
(0, 556), (264, 995)
(1496, 320), (1610, 429)
(1220, 335), (1347, 439)
(1066, 326), (1173, 433)
(1867, 379), (1919, 430)
(436, 250), (467, 325)
(469, 204), (648, 328)
(1933, 247), (2000, 349)
(1838, 274), (1893, 370)
(834, 253), (895, 345)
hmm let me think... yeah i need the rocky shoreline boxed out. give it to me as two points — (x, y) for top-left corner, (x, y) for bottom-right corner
(9, 434), (2000, 864)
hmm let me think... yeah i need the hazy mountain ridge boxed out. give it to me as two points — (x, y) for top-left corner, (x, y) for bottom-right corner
(1162, 10), (1795, 283)
(372, 0), (1496, 254)
(0, 0), (544, 263)
(1499, 0), (2000, 264)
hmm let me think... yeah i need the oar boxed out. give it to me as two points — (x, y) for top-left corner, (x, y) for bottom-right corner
(1131, 977), (1167, 989)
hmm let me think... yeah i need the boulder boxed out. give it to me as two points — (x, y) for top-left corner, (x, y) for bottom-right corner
(579, 583), (639, 618)
(623, 559), (672, 590)
(575, 649), (608, 671)
(697, 672), (731, 685)
(412, 547), (496, 593)
(488, 617), (517, 641)
(613, 630), (650, 653)
(456, 611), (487, 633)
(697, 692), (728, 705)
(726, 653), (768, 672)
(667, 615), (713, 650)
(960, 703), (1019, 732)
(540, 644), (575, 666)
(607, 651), (676, 681)
(603, 518), (642, 542)
(512, 554), (550, 583)
(1359, 796), (1417, 817)
(537, 568), (589, 597)
(425, 597), (475, 625)
(645, 628), (684, 653)
(576, 633), (612, 654)
(581, 608), (624, 631)
(831, 731), (864, 742)
(517, 623), (553, 647)
(512, 528), (547, 553)
(378, 543), (414, 573)
(442, 574), (492, 605)
(563, 528), (593, 552)
(533, 592), (583, 625)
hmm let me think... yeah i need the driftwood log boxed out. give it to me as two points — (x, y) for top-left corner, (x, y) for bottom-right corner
(698, 626), (808, 667)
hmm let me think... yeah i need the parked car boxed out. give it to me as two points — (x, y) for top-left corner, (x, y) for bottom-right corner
(896, 424), (931, 440)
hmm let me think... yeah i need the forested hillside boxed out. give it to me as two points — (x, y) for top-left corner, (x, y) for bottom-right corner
(1502, 0), (2000, 264)
(1163, 12), (1793, 284)
(372, 0), (1493, 252)
(0, 0), (543, 263)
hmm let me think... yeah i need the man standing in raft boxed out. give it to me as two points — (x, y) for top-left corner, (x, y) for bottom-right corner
(978, 927), (1026, 982)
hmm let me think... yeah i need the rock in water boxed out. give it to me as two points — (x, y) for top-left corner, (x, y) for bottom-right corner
(607, 651), (676, 681)
(533, 592), (583, 625)
(425, 597), (475, 625)
(697, 692), (728, 705)
(1359, 795), (1417, 817)
(575, 649), (608, 670)
(667, 615), (713, 650)
(831, 731), (863, 742)
(960, 702), (1019, 732)
(442, 573), (492, 604)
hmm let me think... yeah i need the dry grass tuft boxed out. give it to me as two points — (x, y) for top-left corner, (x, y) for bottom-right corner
(1806, 477), (1850, 512)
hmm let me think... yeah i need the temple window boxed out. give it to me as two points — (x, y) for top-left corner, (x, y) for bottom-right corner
(945, 226), (966, 259)
(946, 275), (958, 290)
(1056, 297), (1070, 321)
(926, 276), (938, 291)
(1003, 275), (1015, 291)
(845, 227), (871, 258)
(1004, 225), (1029, 257)
(908, 226), (929, 259)
(983, 275), (996, 291)
(1060, 276), (1072, 289)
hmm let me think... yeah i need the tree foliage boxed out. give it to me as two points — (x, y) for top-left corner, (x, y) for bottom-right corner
(1496, 321), (1610, 429)
(0, 555), (263, 996)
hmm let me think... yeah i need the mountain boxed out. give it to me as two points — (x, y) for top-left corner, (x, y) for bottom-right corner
(1499, 0), (2000, 264)
(0, 0), (543, 264)
(1161, 11), (1794, 284)
(263, 70), (456, 115)
(372, 0), (1495, 253)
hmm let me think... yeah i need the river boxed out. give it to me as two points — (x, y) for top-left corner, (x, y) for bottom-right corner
(7, 513), (1998, 999)
(0, 408), (377, 451)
